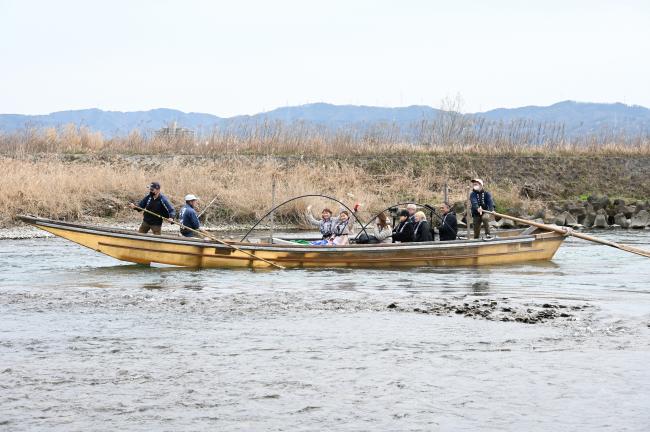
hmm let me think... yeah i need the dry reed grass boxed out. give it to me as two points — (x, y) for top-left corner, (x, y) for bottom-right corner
(0, 154), (554, 227)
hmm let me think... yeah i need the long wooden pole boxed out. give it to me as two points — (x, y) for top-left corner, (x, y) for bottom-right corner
(133, 205), (286, 269)
(197, 196), (219, 218)
(485, 210), (650, 259)
(466, 190), (472, 240)
(270, 177), (276, 244)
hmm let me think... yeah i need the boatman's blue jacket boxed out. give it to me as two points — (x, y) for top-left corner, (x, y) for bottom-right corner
(179, 204), (200, 237)
(137, 194), (176, 225)
(470, 190), (495, 217)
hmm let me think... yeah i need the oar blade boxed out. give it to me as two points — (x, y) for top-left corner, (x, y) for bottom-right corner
(618, 244), (650, 259)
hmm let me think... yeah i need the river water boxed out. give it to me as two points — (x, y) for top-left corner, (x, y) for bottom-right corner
(1, 231), (649, 431)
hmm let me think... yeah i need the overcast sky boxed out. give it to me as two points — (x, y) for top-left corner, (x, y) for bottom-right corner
(1, 0), (648, 116)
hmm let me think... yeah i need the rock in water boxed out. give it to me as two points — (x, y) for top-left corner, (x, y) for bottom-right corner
(630, 209), (650, 229)
(614, 213), (630, 228)
(593, 209), (609, 228)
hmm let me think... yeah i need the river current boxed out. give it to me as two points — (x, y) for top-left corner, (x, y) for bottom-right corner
(1, 231), (649, 431)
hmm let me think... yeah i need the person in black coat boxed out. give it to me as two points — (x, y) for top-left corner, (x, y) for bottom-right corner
(412, 211), (433, 242)
(438, 202), (458, 241)
(392, 209), (414, 243)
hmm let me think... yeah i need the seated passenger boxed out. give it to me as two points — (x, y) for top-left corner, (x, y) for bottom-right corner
(406, 203), (417, 224)
(372, 212), (393, 244)
(306, 205), (335, 239)
(392, 209), (414, 243)
(412, 211), (433, 242)
(438, 202), (458, 241)
(329, 210), (355, 245)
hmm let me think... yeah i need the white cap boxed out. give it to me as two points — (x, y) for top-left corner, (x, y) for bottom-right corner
(184, 194), (199, 201)
(471, 178), (484, 187)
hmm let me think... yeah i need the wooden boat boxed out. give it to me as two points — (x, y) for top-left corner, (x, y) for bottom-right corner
(18, 215), (566, 269)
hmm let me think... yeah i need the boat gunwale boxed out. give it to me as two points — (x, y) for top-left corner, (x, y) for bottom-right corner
(97, 240), (548, 263)
(17, 214), (560, 253)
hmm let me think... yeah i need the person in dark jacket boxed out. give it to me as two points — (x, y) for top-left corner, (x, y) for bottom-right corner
(412, 211), (433, 242)
(438, 202), (458, 241)
(470, 178), (495, 239)
(392, 209), (414, 243)
(178, 194), (205, 237)
(129, 181), (176, 235)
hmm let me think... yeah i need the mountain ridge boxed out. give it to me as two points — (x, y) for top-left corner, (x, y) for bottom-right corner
(2, 100), (649, 137)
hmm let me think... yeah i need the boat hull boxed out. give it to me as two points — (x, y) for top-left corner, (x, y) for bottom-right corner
(19, 216), (566, 269)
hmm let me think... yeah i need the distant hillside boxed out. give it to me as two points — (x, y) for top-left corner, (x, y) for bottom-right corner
(235, 103), (441, 125)
(479, 101), (650, 136)
(1, 101), (649, 138)
(0, 108), (224, 137)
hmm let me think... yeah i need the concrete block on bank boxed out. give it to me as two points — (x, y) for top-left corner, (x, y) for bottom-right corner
(630, 210), (649, 228)
(614, 213), (630, 229)
(583, 210), (596, 228)
(593, 209), (609, 228)
(496, 217), (516, 228)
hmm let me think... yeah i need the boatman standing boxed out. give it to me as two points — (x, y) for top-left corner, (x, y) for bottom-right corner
(129, 181), (176, 235)
(470, 178), (495, 239)
(178, 194), (205, 237)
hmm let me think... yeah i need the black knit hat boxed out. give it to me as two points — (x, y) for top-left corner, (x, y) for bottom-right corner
(399, 209), (409, 217)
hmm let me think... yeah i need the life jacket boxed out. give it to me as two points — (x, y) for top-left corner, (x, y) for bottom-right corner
(332, 219), (349, 236)
(320, 218), (334, 237)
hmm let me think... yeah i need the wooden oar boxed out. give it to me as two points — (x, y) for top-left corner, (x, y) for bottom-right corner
(132, 204), (286, 269)
(198, 196), (219, 218)
(484, 210), (650, 259)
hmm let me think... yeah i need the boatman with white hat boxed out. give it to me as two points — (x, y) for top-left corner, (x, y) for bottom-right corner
(470, 178), (495, 239)
(178, 194), (204, 237)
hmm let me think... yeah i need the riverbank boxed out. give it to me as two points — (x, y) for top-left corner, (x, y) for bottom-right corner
(2, 153), (649, 228)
